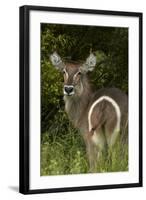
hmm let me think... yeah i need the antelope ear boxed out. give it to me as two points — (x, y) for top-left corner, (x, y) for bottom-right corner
(50, 52), (64, 70)
(81, 53), (97, 73)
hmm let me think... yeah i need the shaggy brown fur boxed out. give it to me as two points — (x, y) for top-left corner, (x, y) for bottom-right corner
(50, 52), (128, 172)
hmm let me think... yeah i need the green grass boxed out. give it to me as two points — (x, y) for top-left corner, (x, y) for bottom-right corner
(41, 118), (128, 176)
(41, 124), (88, 175)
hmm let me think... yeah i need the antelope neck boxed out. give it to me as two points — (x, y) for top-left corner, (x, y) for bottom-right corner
(64, 77), (92, 127)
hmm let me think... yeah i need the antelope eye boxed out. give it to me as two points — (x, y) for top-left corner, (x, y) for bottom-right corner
(78, 71), (81, 75)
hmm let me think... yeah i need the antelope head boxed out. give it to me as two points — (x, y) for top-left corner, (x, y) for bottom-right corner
(50, 52), (97, 96)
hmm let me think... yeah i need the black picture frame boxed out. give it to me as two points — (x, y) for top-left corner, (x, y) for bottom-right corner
(19, 5), (143, 194)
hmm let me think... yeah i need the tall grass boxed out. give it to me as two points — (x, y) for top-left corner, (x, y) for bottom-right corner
(41, 111), (128, 176)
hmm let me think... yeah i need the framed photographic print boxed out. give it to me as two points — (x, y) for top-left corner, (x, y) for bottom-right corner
(19, 5), (143, 194)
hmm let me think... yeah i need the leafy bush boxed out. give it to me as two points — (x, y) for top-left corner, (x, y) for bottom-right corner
(41, 24), (128, 133)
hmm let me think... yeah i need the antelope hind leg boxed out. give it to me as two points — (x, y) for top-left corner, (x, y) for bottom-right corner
(84, 130), (106, 172)
(86, 140), (98, 172)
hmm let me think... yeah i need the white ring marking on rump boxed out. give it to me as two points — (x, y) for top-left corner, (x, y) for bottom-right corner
(88, 96), (121, 132)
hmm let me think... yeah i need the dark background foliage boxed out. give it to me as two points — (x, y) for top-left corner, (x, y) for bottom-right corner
(41, 23), (128, 133)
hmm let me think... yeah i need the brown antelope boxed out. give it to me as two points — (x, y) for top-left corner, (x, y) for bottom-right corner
(50, 51), (128, 172)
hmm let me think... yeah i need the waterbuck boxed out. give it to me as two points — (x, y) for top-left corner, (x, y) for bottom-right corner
(50, 51), (128, 172)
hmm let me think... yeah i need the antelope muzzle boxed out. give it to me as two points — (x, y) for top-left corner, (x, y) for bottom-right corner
(64, 85), (74, 96)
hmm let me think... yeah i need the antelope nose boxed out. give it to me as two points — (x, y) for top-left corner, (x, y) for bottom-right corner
(64, 85), (74, 94)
